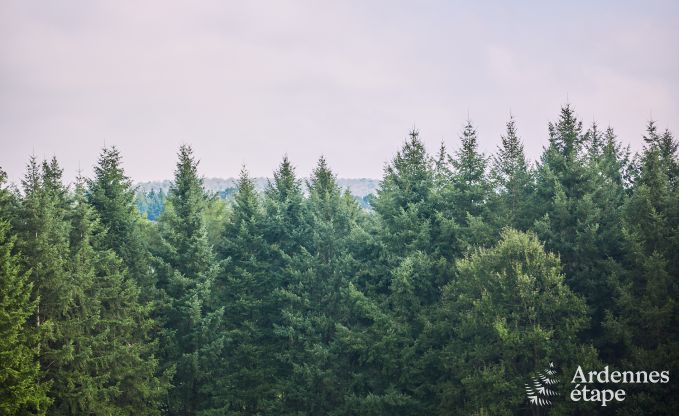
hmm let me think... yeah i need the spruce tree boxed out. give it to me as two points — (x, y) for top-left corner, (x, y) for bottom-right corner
(490, 116), (534, 230)
(154, 145), (222, 415)
(210, 168), (279, 414)
(87, 146), (153, 294)
(262, 156), (309, 256)
(605, 132), (679, 414)
(372, 130), (436, 257)
(277, 157), (364, 414)
(0, 169), (50, 414)
(449, 120), (490, 220)
(443, 120), (493, 250)
(533, 106), (614, 343)
(15, 157), (78, 413)
(353, 133), (449, 414)
(67, 179), (168, 415)
(260, 157), (312, 414)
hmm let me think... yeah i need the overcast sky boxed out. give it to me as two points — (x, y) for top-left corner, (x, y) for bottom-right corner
(1, 0), (677, 184)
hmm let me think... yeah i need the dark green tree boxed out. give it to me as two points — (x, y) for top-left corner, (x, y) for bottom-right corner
(275, 157), (365, 414)
(533, 106), (616, 344)
(153, 145), (222, 415)
(209, 168), (278, 414)
(0, 171), (50, 414)
(444, 121), (494, 250)
(490, 116), (535, 231)
(449, 120), (490, 221)
(63, 179), (168, 415)
(14, 157), (77, 413)
(88, 147), (153, 294)
(605, 131), (679, 414)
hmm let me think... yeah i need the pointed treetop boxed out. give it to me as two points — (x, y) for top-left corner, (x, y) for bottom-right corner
(269, 155), (301, 200)
(585, 121), (604, 159)
(547, 104), (584, 157)
(409, 128), (420, 142)
(435, 140), (449, 174)
(171, 145), (204, 197)
(237, 166), (254, 193)
(451, 119), (485, 173)
(493, 115), (527, 176)
(309, 155), (337, 196)
(643, 120), (658, 145)
(93, 146), (130, 184)
(22, 155), (41, 196)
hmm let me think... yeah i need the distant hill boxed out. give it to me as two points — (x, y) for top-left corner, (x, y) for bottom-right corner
(136, 177), (380, 198)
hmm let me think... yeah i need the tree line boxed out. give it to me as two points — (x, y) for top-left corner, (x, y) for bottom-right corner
(1, 104), (677, 415)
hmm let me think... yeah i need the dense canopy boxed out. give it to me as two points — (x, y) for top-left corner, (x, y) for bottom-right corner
(1, 105), (677, 415)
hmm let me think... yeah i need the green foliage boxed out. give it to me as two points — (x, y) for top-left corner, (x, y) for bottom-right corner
(604, 135), (679, 414)
(88, 146), (154, 294)
(1, 104), (677, 414)
(490, 116), (535, 230)
(0, 217), (50, 415)
(437, 229), (593, 415)
(153, 145), (223, 415)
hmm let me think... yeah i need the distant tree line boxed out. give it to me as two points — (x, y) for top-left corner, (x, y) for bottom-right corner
(134, 179), (377, 220)
(1, 104), (677, 415)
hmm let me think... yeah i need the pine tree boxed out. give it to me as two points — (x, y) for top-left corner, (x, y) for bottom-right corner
(0, 169), (50, 414)
(372, 130), (436, 256)
(88, 146), (153, 294)
(209, 168), (279, 414)
(443, 120), (494, 250)
(262, 156), (309, 256)
(14, 157), (78, 413)
(67, 179), (168, 415)
(605, 133), (679, 414)
(276, 157), (365, 414)
(533, 107), (608, 338)
(154, 145), (222, 415)
(490, 116), (534, 230)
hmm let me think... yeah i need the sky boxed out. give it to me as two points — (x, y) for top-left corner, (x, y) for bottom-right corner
(1, 0), (677, 184)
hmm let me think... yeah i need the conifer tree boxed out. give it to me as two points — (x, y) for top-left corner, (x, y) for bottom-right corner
(14, 157), (77, 412)
(449, 120), (490, 220)
(88, 146), (153, 294)
(490, 116), (534, 230)
(65, 179), (168, 415)
(0, 168), (50, 414)
(259, 157), (313, 413)
(372, 130), (436, 257)
(210, 168), (279, 414)
(353, 133), (450, 414)
(605, 133), (679, 413)
(154, 145), (222, 415)
(443, 120), (494, 250)
(533, 106), (606, 337)
(276, 157), (364, 414)
(262, 156), (309, 256)
(369, 130), (452, 300)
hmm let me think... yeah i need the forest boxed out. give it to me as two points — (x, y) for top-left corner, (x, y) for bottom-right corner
(1, 104), (677, 415)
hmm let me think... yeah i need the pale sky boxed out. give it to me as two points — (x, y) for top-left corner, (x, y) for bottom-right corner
(1, 0), (677, 184)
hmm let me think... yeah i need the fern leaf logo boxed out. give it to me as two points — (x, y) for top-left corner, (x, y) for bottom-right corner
(525, 362), (559, 407)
